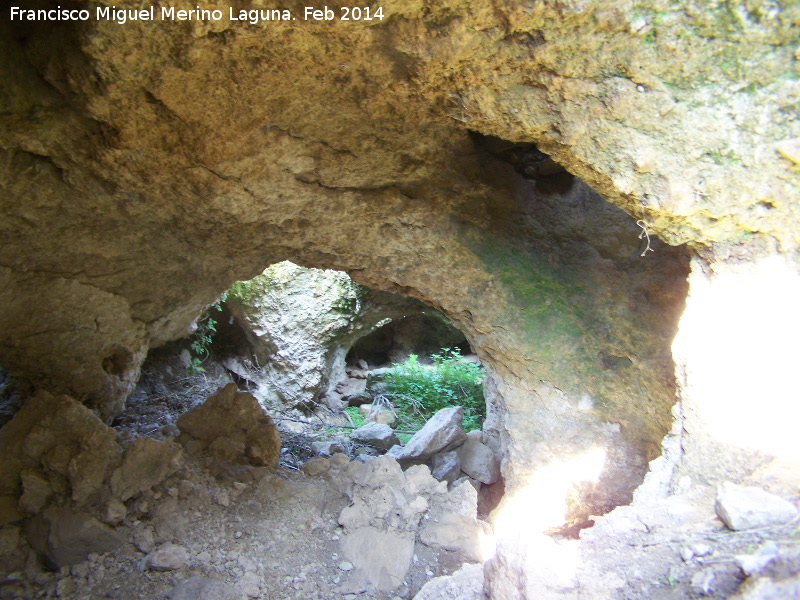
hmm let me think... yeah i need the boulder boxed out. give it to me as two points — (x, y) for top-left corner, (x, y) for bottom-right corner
(387, 407), (466, 463)
(457, 439), (501, 485)
(715, 482), (798, 530)
(0, 392), (121, 508)
(26, 507), (125, 568)
(340, 526), (415, 592)
(336, 377), (367, 402)
(224, 262), (366, 411)
(431, 450), (461, 484)
(350, 422), (399, 450)
(419, 513), (491, 562)
(177, 384), (281, 468)
(110, 437), (183, 501)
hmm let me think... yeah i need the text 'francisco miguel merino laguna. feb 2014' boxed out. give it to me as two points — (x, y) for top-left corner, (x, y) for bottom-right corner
(9, 5), (385, 25)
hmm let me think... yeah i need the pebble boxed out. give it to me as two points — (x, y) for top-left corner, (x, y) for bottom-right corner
(338, 561), (353, 571)
(234, 531), (243, 539)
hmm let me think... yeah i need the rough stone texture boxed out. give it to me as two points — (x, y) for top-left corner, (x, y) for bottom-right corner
(301, 457), (330, 476)
(110, 437), (183, 501)
(176, 384), (280, 468)
(3, 5), (799, 597)
(413, 563), (486, 600)
(337, 455), (487, 591)
(715, 482), (798, 531)
(311, 440), (346, 457)
(25, 507), (126, 568)
(457, 439), (501, 485)
(388, 407), (467, 464)
(350, 422), (400, 450)
(144, 544), (189, 571)
(225, 262), (366, 410)
(225, 262), (446, 411)
(166, 576), (239, 600)
(340, 526), (415, 593)
(0, 392), (121, 509)
(0, 2), (700, 528)
(431, 450), (462, 484)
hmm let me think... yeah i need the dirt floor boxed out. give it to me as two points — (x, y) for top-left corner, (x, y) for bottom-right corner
(2, 346), (799, 600)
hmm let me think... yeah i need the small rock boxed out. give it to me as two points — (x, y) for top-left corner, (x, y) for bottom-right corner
(311, 441), (346, 457)
(101, 499), (127, 525)
(691, 568), (716, 596)
(302, 457), (330, 476)
(715, 482), (798, 530)
(166, 576), (238, 600)
(133, 527), (156, 553)
(144, 544), (188, 571)
(339, 561), (353, 571)
(239, 572), (261, 598)
(350, 422), (400, 450)
(736, 554), (775, 577)
(691, 543), (713, 557)
(680, 547), (695, 562)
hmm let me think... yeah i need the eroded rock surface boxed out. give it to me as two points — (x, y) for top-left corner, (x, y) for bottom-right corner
(176, 384), (281, 468)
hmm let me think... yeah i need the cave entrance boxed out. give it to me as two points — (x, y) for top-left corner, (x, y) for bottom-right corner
(345, 314), (472, 369)
(117, 262), (502, 513)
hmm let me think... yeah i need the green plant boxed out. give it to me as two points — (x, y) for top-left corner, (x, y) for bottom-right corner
(384, 348), (486, 432)
(188, 293), (227, 374)
(345, 406), (367, 428)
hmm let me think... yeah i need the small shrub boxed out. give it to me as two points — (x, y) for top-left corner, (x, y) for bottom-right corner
(187, 293), (227, 374)
(345, 406), (367, 428)
(384, 348), (485, 432)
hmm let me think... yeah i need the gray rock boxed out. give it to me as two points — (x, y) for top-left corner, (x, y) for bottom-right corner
(715, 482), (798, 530)
(340, 526), (414, 592)
(25, 507), (125, 568)
(413, 563), (485, 600)
(419, 514), (489, 562)
(167, 576), (239, 600)
(691, 568), (716, 596)
(431, 450), (461, 484)
(143, 543), (188, 571)
(311, 440), (346, 456)
(457, 439), (500, 484)
(350, 422), (400, 450)
(389, 407), (466, 463)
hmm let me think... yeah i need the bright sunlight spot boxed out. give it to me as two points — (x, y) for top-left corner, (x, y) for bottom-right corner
(672, 255), (800, 460)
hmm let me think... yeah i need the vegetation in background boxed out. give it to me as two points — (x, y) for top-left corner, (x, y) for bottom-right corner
(188, 292), (227, 374)
(384, 348), (485, 432)
(344, 406), (367, 428)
